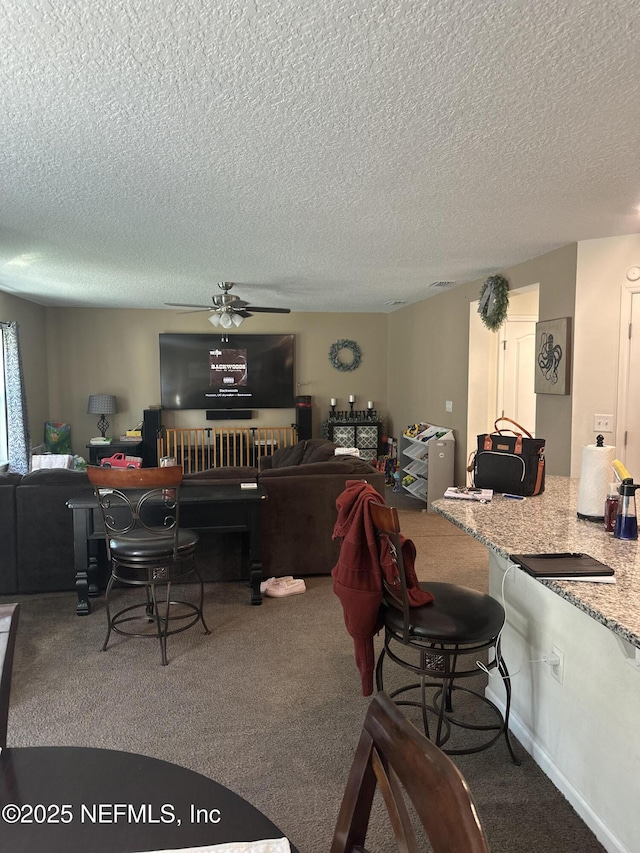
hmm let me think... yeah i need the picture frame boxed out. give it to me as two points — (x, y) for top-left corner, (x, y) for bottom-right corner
(534, 317), (571, 395)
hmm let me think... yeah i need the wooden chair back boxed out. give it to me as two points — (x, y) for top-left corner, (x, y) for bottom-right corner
(0, 603), (20, 750)
(86, 465), (184, 490)
(369, 502), (412, 643)
(331, 691), (490, 853)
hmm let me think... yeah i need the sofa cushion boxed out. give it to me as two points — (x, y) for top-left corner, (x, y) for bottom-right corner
(183, 466), (258, 486)
(301, 439), (339, 464)
(0, 472), (23, 486)
(259, 457), (377, 479)
(267, 443), (306, 469)
(266, 439), (337, 469)
(20, 469), (89, 486)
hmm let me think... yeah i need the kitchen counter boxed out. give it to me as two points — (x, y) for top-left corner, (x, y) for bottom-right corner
(432, 474), (640, 853)
(432, 475), (640, 649)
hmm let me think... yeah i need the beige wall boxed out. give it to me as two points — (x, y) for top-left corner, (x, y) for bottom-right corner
(387, 244), (577, 482)
(572, 234), (640, 475)
(4, 233), (638, 475)
(44, 308), (389, 453)
(387, 282), (473, 482)
(505, 244), (577, 476)
(0, 291), (49, 447)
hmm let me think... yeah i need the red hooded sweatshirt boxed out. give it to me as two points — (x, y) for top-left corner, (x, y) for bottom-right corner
(331, 480), (434, 695)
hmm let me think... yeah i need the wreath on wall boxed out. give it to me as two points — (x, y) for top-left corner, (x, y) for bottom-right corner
(478, 274), (510, 331)
(329, 339), (362, 372)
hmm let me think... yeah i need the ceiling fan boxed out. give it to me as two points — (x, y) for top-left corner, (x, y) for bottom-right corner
(166, 281), (291, 328)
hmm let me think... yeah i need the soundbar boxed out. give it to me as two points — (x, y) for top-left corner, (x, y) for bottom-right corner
(206, 410), (253, 420)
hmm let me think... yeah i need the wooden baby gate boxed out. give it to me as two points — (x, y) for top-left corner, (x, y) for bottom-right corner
(157, 426), (298, 473)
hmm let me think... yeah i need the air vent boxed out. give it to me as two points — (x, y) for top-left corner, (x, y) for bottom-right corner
(385, 299), (407, 305)
(428, 281), (456, 289)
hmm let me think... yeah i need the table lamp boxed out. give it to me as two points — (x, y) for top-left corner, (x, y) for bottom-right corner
(87, 394), (117, 438)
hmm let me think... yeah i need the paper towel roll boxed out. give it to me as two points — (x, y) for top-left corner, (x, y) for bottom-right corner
(577, 443), (616, 520)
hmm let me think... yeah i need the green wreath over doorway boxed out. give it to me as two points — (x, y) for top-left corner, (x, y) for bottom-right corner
(329, 339), (362, 372)
(478, 274), (510, 331)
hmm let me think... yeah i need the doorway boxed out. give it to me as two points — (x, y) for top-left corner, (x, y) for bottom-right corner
(496, 316), (537, 431)
(467, 285), (539, 467)
(617, 286), (640, 478)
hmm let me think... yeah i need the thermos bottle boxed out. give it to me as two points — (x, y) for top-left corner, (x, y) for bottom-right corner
(614, 480), (640, 540)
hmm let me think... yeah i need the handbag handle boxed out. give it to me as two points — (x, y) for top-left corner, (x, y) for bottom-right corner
(493, 417), (533, 439)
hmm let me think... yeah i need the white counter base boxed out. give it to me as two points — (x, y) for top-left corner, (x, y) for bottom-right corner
(488, 551), (640, 853)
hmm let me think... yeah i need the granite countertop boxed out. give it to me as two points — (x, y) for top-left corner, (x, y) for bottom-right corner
(432, 476), (640, 649)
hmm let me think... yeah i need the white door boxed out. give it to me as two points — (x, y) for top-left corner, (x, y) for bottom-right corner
(618, 291), (640, 478)
(496, 317), (537, 435)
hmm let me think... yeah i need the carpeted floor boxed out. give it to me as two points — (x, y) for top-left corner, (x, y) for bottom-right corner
(3, 506), (605, 852)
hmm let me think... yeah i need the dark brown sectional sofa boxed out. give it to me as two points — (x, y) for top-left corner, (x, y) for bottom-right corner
(258, 440), (385, 577)
(0, 440), (385, 595)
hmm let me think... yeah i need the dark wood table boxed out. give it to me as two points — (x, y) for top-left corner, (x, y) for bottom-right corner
(67, 483), (267, 615)
(0, 746), (296, 852)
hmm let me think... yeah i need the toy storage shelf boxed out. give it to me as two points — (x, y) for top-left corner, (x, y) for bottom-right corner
(401, 424), (454, 511)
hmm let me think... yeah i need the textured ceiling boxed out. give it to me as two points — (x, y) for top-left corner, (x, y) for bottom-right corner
(1, 0), (640, 314)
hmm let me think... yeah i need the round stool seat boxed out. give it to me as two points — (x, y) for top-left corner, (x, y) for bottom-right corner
(383, 581), (505, 644)
(109, 528), (199, 561)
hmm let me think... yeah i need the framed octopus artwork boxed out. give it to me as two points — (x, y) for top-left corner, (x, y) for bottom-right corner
(534, 317), (571, 395)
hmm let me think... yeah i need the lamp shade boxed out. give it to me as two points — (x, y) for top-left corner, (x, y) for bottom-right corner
(87, 394), (117, 415)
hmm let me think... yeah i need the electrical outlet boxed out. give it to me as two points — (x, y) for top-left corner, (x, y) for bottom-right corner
(550, 644), (565, 684)
(593, 414), (614, 433)
(445, 400), (453, 413)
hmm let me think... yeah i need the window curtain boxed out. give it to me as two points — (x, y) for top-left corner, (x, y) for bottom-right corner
(1, 321), (31, 473)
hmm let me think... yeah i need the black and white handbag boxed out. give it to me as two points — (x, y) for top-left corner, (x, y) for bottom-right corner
(472, 417), (545, 496)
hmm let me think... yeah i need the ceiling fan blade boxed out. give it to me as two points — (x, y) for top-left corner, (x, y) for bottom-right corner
(245, 306), (291, 314)
(165, 302), (213, 309)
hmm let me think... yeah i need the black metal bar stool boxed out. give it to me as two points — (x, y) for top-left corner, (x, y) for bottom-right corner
(370, 501), (519, 763)
(87, 466), (210, 665)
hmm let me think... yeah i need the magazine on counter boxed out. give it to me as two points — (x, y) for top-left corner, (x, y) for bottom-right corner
(444, 487), (493, 502)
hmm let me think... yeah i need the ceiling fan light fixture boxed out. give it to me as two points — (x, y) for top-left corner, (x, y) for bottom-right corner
(167, 281), (291, 321)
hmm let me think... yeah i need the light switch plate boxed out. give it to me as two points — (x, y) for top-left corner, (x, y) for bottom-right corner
(445, 400), (453, 413)
(593, 414), (614, 433)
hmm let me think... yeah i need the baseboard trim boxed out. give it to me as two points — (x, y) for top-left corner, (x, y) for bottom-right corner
(487, 686), (628, 853)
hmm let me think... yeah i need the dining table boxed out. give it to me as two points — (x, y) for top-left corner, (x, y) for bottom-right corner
(0, 745), (297, 852)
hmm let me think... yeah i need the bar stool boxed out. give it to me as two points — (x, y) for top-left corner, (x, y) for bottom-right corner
(87, 466), (210, 665)
(370, 501), (519, 763)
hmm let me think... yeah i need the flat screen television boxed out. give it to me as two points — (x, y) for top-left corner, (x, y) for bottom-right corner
(159, 333), (295, 410)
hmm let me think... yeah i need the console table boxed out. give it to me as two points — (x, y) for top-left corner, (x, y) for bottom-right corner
(67, 483), (267, 615)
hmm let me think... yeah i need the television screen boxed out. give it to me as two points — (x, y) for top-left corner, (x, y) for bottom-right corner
(159, 333), (295, 410)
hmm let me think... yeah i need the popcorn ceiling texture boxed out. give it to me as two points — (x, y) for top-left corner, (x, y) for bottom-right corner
(1, 0), (639, 312)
